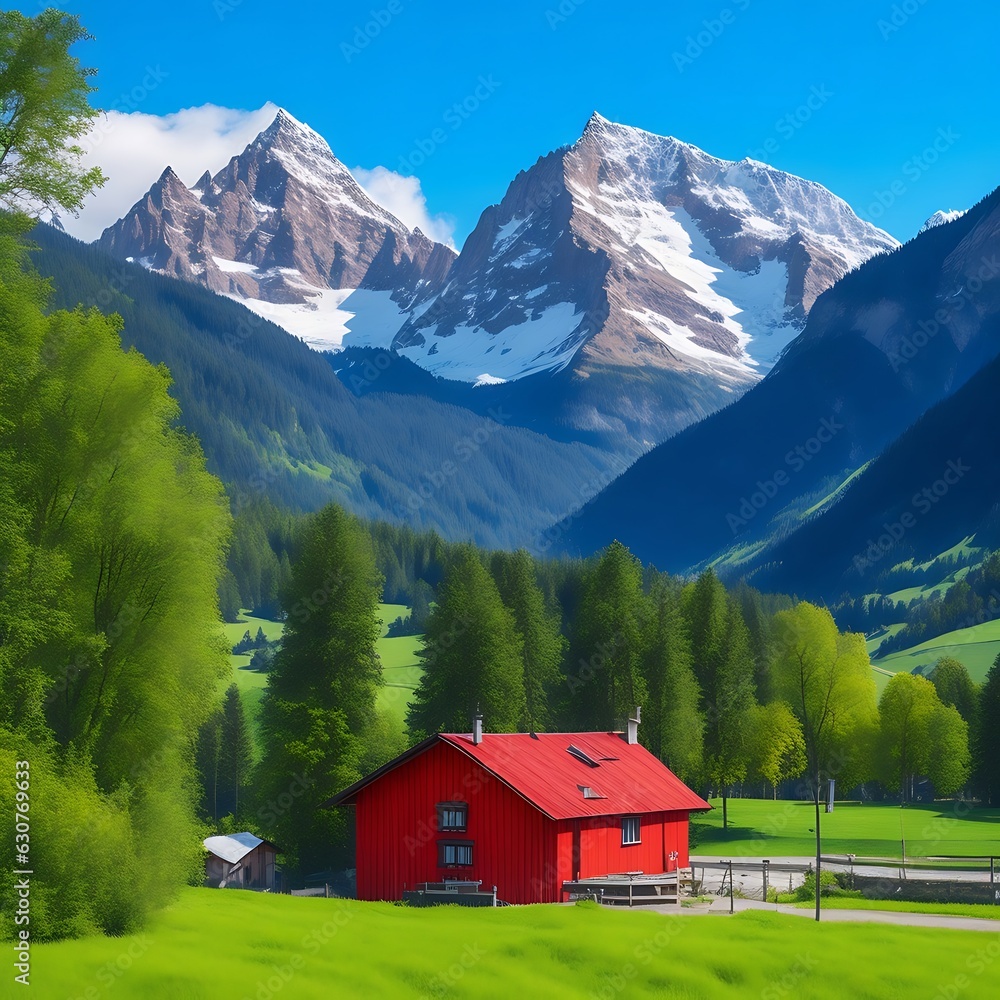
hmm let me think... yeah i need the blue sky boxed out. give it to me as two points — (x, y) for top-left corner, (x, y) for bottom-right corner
(46, 0), (1000, 244)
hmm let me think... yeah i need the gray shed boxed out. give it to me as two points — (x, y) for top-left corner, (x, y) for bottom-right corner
(204, 832), (280, 890)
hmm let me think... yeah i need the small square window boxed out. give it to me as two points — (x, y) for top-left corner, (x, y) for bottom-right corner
(437, 802), (468, 832)
(622, 816), (641, 846)
(438, 841), (473, 867)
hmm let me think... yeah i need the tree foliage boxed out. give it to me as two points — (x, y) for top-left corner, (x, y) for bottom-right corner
(256, 505), (384, 874)
(407, 546), (525, 739)
(0, 8), (104, 214)
(642, 581), (703, 782)
(490, 549), (565, 731)
(772, 603), (879, 793)
(879, 672), (970, 798)
(563, 541), (648, 731)
(0, 231), (230, 940)
(929, 656), (978, 726)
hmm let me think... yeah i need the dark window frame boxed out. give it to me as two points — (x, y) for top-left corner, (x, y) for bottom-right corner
(436, 801), (468, 832)
(622, 816), (641, 846)
(438, 840), (474, 868)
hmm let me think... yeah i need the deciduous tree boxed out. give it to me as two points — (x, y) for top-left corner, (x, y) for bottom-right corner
(772, 602), (878, 921)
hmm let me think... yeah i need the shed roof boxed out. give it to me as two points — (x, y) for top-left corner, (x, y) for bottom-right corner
(326, 731), (711, 820)
(204, 832), (279, 865)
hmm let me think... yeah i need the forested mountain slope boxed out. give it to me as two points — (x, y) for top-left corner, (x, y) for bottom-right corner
(31, 224), (614, 547)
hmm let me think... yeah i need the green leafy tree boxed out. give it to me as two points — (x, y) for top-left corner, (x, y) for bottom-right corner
(682, 570), (728, 699)
(407, 546), (525, 738)
(878, 673), (938, 801)
(926, 702), (970, 796)
(491, 549), (565, 731)
(929, 657), (978, 726)
(772, 603), (878, 921)
(257, 504), (384, 874)
(0, 8), (104, 215)
(0, 11), (231, 939)
(642, 581), (703, 781)
(0, 244), (230, 940)
(879, 672), (970, 799)
(747, 701), (806, 796)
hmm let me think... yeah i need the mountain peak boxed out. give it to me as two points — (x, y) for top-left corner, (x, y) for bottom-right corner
(920, 208), (966, 234)
(255, 107), (330, 153)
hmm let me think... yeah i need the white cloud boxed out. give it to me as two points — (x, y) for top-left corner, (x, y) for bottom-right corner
(351, 165), (456, 247)
(64, 103), (280, 242)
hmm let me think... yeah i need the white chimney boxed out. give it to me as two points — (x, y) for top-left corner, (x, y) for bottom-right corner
(626, 706), (641, 745)
(472, 712), (483, 745)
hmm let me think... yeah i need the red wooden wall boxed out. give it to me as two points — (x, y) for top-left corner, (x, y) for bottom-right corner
(352, 741), (693, 904)
(554, 811), (689, 883)
(353, 741), (560, 904)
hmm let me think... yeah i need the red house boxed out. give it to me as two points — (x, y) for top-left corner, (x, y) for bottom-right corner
(326, 713), (710, 904)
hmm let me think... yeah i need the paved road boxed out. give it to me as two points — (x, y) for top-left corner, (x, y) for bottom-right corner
(705, 896), (1000, 932)
(689, 855), (996, 898)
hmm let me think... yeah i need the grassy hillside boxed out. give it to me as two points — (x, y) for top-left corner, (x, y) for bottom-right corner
(221, 607), (423, 745)
(875, 619), (1000, 684)
(30, 888), (1000, 998)
(694, 798), (1000, 858)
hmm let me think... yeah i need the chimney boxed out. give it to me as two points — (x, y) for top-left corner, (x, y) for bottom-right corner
(472, 712), (483, 745)
(626, 706), (641, 745)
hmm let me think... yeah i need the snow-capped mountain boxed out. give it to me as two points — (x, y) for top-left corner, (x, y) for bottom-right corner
(390, 113), (898, 385)
(98, 109), (455, 352)
(920, 209), (967, 233)
(98, 109), (898, 453)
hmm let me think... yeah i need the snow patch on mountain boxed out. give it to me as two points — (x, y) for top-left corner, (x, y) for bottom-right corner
(397, 302), (585, 381)
(228, 284), (406, 354)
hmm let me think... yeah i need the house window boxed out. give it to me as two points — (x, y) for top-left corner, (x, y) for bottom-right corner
(438, 841), (474, 867)
(437, 802), (468, 832)
(622, 816), (641, 846)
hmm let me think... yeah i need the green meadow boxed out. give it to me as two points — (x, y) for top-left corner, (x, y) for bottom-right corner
(221, 606), (423, 749)
(694, 798), (1000, 859)
(28, 888), (1000, 999)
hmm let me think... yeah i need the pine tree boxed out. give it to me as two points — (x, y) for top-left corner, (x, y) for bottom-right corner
(407, 546), (526, 739)
(682, 570), (729, 700)
(491, 549), (565, 731)
(642, 581), (703, 781)
(220, 684), (254, 817)
(974, 654), (1000, 804)
(257, 504), (384, 874)
(563, 542), (649, 732)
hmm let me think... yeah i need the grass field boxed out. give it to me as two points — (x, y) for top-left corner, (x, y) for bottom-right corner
(874, 618), (1000, 684)
(28, 887), (1000, 999)
(220, 606), (424, 744)
(794, 898), (1000, 919)
(694, 798), (1000, 859)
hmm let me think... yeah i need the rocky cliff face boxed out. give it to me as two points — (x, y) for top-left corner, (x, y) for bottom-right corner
(99, 109), (455, 316)
(390, 112), (898, 386)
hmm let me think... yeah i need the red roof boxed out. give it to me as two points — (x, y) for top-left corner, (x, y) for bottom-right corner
(328, 731), (711, 820)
